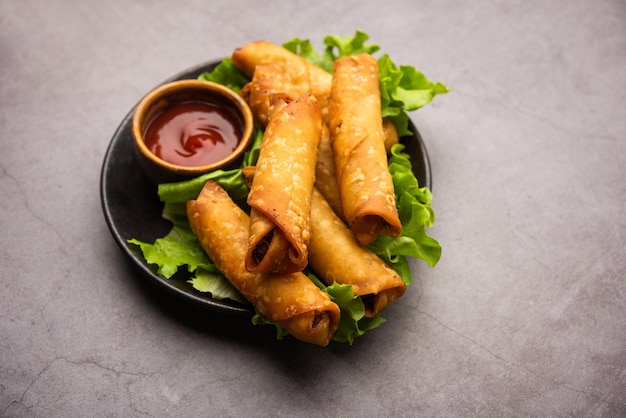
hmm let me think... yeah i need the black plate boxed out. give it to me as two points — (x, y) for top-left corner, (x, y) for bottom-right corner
(100, 60), (432, 316)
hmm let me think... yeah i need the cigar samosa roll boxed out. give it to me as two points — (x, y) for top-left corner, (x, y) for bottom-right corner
(382, 118), (400, 154)
(240, 65), (343, 219)
(245, 94), (323, 274)
(328, 54), (402, 246)
(187, 180), (340, 346)
(240, 64), (305, 127)
(232, 40), (332, 117)
(239, 65), (343, 220)
(308, 187), (406, 317)
(314, 123), (345, 220)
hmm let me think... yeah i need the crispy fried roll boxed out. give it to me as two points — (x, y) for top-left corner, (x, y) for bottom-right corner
(314, 123), (344, 220)
(308, 187), (406, 317)
(187, 180), (340, 346)
(232, 40), (332, 117)
(239, 64), (305, 127)
(245, 94), (322, 274)
(328, 54), (402, 246)
(382, 118), (400, 153)
(239, 64), (343, 220)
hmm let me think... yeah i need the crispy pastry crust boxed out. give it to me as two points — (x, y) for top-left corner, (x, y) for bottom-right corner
(240, 64), (304, 127)
(328, 54), (402, 246)
(245, 94), (322, 274)
(308, 187), (406, 317)
(232, 40), (331, 114)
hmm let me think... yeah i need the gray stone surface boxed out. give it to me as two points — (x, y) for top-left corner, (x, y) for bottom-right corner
(1, 1), (625, 416)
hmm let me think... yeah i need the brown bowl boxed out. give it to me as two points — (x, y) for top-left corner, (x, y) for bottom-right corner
(132, 79), (254, 183)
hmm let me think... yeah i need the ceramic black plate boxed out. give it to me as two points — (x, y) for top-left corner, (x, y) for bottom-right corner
(100, 60), (432, 316)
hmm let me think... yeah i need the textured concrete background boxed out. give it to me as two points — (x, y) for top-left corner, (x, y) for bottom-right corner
(1, 1), (625, 416)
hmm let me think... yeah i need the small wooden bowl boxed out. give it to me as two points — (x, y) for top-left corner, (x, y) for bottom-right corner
(132, 79), (253, 183)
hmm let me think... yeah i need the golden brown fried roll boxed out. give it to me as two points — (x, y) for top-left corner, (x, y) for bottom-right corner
(382, 118), (400, 153)
(238, 63), (343, 219)
(239, 64), (306, 127)
(187, 180), (340, 346)
(314, 123), (344, 220)
(328, 54), (402, 246)
(245, 94), (323, 274)
(309, 187), (406, 317)
(232, 40), (332, 118)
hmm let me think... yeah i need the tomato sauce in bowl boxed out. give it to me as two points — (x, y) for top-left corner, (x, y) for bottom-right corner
(131, 79), (254, 183)
(143, 101), (242, 167)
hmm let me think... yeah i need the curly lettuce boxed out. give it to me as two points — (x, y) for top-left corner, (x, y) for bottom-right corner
(368, 144), (442, 284)
(197, 58), (249, 93)
(283, 29), (381, 72)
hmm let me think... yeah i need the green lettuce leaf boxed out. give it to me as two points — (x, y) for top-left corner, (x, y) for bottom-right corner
(378, 54), (450, 136)
(197, 58), (249, 93)
(157, 169), (248, 205)
(189, 268), (247, 304)
(368, 143), (442, 284)
(323, 282), (386, 345)
(282, 38), (328, 71)
(128, 225), (212, 279)
(306, 273), (386, 344)
(283, 29), (380, 73)
(156, 126), (263, 205)
(322, 30), (381, 60)
(241, 125), (264, 167)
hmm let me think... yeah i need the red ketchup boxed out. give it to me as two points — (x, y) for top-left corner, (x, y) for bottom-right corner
(143, 101), (242, 167)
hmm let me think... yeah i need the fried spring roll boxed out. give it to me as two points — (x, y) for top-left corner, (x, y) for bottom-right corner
(187, 180), (340, 346)
(328, 54), (402, 246)
(308, 187), (406, 317)
(314, 123), (344, 220)
(239, 64), (343, 219)
(382, 118), (400, 153)
(232, 40), (332, 118)
(239, 64), (305, 127)
(245, 94), (322, 274)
